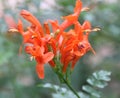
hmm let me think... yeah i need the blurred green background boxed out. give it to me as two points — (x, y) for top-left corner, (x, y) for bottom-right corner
(0, 0), (120, 98)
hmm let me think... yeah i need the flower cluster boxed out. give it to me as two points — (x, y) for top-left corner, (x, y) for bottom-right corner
(16, 0), (99, 79)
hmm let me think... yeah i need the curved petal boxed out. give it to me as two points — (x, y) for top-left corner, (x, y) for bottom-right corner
(43, 52), (54, 63)
(36, 63), (44, 79)
(74, 0), (82, 14)
(82, 20), (91, 30)
(20, 10), (44, 37)
(17, 19), (24, 34)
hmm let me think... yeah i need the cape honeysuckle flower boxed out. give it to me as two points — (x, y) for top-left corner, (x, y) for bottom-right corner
(60, 20), (96, 72)
(20, 10), (44, 37)
(12, 0), (99, 79)
(25, 45), (54, 79)
(60, 0), (82, 31)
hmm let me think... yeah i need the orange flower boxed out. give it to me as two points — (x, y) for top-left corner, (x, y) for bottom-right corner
(14, 0), (98, 79)
(17, 12), (55, 79)
(60, 0), (82, 31)
(60, 20), (95, 72)
(25, 45), (54, 79)
(20, 10), (44, 37)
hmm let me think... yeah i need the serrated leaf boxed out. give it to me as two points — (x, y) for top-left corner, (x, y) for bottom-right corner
(87, 76), (108, 88)
(38, 83), (67, 93)
(38, 83), (59, 90)
(78, 92), (90, 98)
(82, 85), (101, 98)
(93, 70), (111, 81)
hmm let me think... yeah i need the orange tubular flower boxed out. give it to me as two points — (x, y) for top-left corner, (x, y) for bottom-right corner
(60, 20), (95, 72)
(25, 45), (54, 79)
(60, 0), (82, 31)
(14, 0), (98, 79)
(20, 10), (44, 37)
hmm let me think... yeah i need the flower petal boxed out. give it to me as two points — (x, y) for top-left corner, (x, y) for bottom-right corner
(74, 0), (82, 14)
(36, 64), (44, 79)
(17, 19), (24, 33)
(43, 52), (54, 63)
(82, 20), (91, 30)
(20, 10), (44, 37)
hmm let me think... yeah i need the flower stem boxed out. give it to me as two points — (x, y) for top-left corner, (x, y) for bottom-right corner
(62, 77), (80, 98)
(53, 58), (80, 98)
(55, 71), (80, 98)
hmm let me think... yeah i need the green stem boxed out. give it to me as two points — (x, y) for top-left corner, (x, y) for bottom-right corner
(53, 57), (80, 98)
(62, 77), (80, 98)
(55, 71), (80, 98)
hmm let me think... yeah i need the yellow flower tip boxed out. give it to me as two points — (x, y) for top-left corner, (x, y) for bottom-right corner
(50, 32), (54, 37)
(8, 28), (19, 33)
(84, 28), (101, 33)
(81, 7), (90, 12)
(55, 29), (60, 34)
(91, 47), (96, 55)
(56, 29), (60, 33)
(92, 28), (101, 32)
(30, 56), (35, 61)
(84, 29), (91, 32)
(31, 35), (37, 39)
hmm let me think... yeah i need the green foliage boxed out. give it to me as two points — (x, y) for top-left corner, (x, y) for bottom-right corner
(39, 70), (111, 98)
(0, 0), (120, 98)
(82, 70), (111, 98)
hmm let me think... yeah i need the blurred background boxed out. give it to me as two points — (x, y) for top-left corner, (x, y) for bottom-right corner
(0, 0), (120, 98)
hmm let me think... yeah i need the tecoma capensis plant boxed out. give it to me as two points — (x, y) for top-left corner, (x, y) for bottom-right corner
(9, 0), (111, 98)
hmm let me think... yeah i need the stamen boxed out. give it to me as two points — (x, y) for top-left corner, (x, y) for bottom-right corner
(84, 27), (101, 33)
(30, 56), (35, 61)
(81, 7), (90, 12)
(8, 29), (18, 33)
(54, 29), (60, 37)
(55, 29), (60, 34)
(31, 35), (37, 39)
(50, 32), (54, 37)
(92, 28), (101, 32)
(84, 29), (91, 32)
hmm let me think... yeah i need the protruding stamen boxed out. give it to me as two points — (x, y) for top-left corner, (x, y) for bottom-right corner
(81, 7), (90, 12)
(30, 56), (35, 61)
(8, 29), (18, 33)
(84, 29), (91, 32)
(55, 29), (60, 34)
(92, 28), (101, 32)
(50, 32), (54, 37)
(84, 27), (101, 33)
(31, 35), (37, 39)
(90, 47), (96, 55)
(54, 29), (60, 37)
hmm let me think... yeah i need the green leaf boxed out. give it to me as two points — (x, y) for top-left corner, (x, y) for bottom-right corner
(82, 70), (111, 98)
(92, 70), (111, 81)
(87, 76), (108, 88)
(38, 83), (67, 93)
(78, 92), (89, 98)
(82, 85), (101, 98)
